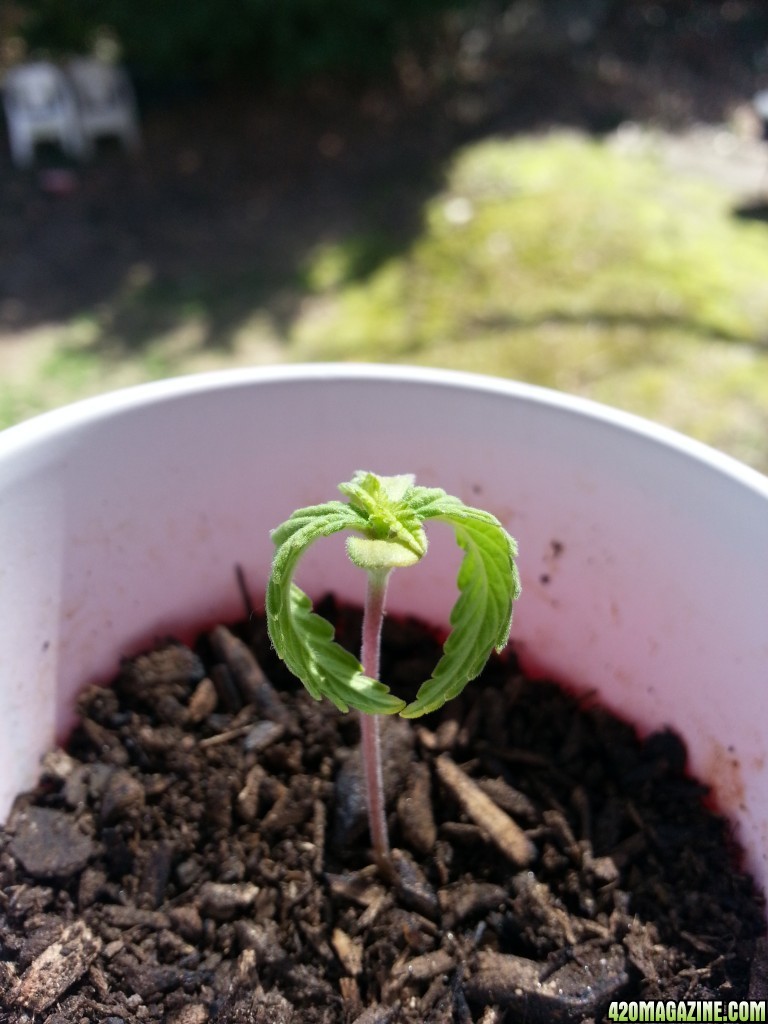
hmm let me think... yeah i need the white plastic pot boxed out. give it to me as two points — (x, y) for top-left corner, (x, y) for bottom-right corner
(1, 365), (767, 898)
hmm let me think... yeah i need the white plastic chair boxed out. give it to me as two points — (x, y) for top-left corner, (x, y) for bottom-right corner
(753, 90), (768, 142)
(66, 58), (141, 155)
(2, 61), (87, 167)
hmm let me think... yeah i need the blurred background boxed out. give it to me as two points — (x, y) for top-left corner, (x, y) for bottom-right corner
(2, 0), (768, 471)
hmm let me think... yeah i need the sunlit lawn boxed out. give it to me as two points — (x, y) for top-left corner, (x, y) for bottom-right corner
(3, 131), (768, 472)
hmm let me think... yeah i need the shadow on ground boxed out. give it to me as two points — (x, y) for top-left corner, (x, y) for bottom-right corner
(733, 199), (768, 222)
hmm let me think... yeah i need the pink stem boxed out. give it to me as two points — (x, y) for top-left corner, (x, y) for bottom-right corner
(359, 569), (391, 861)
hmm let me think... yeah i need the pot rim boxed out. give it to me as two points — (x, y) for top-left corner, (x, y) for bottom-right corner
(1, 362), (766, 498)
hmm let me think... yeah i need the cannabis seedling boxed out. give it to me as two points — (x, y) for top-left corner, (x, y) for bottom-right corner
(266, 471), (521, 863)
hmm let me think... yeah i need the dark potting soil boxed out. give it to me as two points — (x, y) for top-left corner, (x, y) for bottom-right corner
(0, 596), (765, 1023)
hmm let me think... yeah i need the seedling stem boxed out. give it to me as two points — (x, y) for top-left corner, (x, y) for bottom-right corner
(360, 569), (390, 860)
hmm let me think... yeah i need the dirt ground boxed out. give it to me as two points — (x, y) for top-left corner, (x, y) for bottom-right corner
(1, 3), (768, 350)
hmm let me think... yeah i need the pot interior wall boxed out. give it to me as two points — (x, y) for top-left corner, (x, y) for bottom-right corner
(1, 367), (766, 896)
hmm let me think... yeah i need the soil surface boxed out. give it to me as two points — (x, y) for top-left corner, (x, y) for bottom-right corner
(0, 598), (765, 1023)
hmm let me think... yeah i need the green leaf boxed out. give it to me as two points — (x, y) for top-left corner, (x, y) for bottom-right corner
(266, 498), (406, 714)
(400, 491), (521, 719)
(338, 470), (427, 564)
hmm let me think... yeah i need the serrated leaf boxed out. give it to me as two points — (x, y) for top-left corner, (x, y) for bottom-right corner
(266, 499), (406, 715)
(338, 470), (427, 563)
(401, 496), (521, 719)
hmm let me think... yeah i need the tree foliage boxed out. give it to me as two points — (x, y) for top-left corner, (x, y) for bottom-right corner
(16, 0), (471, 85)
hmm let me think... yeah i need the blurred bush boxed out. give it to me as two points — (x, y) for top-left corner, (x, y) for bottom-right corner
(14, 0), (474, 85)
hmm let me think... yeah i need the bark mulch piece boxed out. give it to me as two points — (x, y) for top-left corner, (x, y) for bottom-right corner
(0, 597), (764, 1022)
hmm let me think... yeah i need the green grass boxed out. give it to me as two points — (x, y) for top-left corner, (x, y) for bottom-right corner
(2, 131), (768, 473)
(292, 133), (768, 470)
